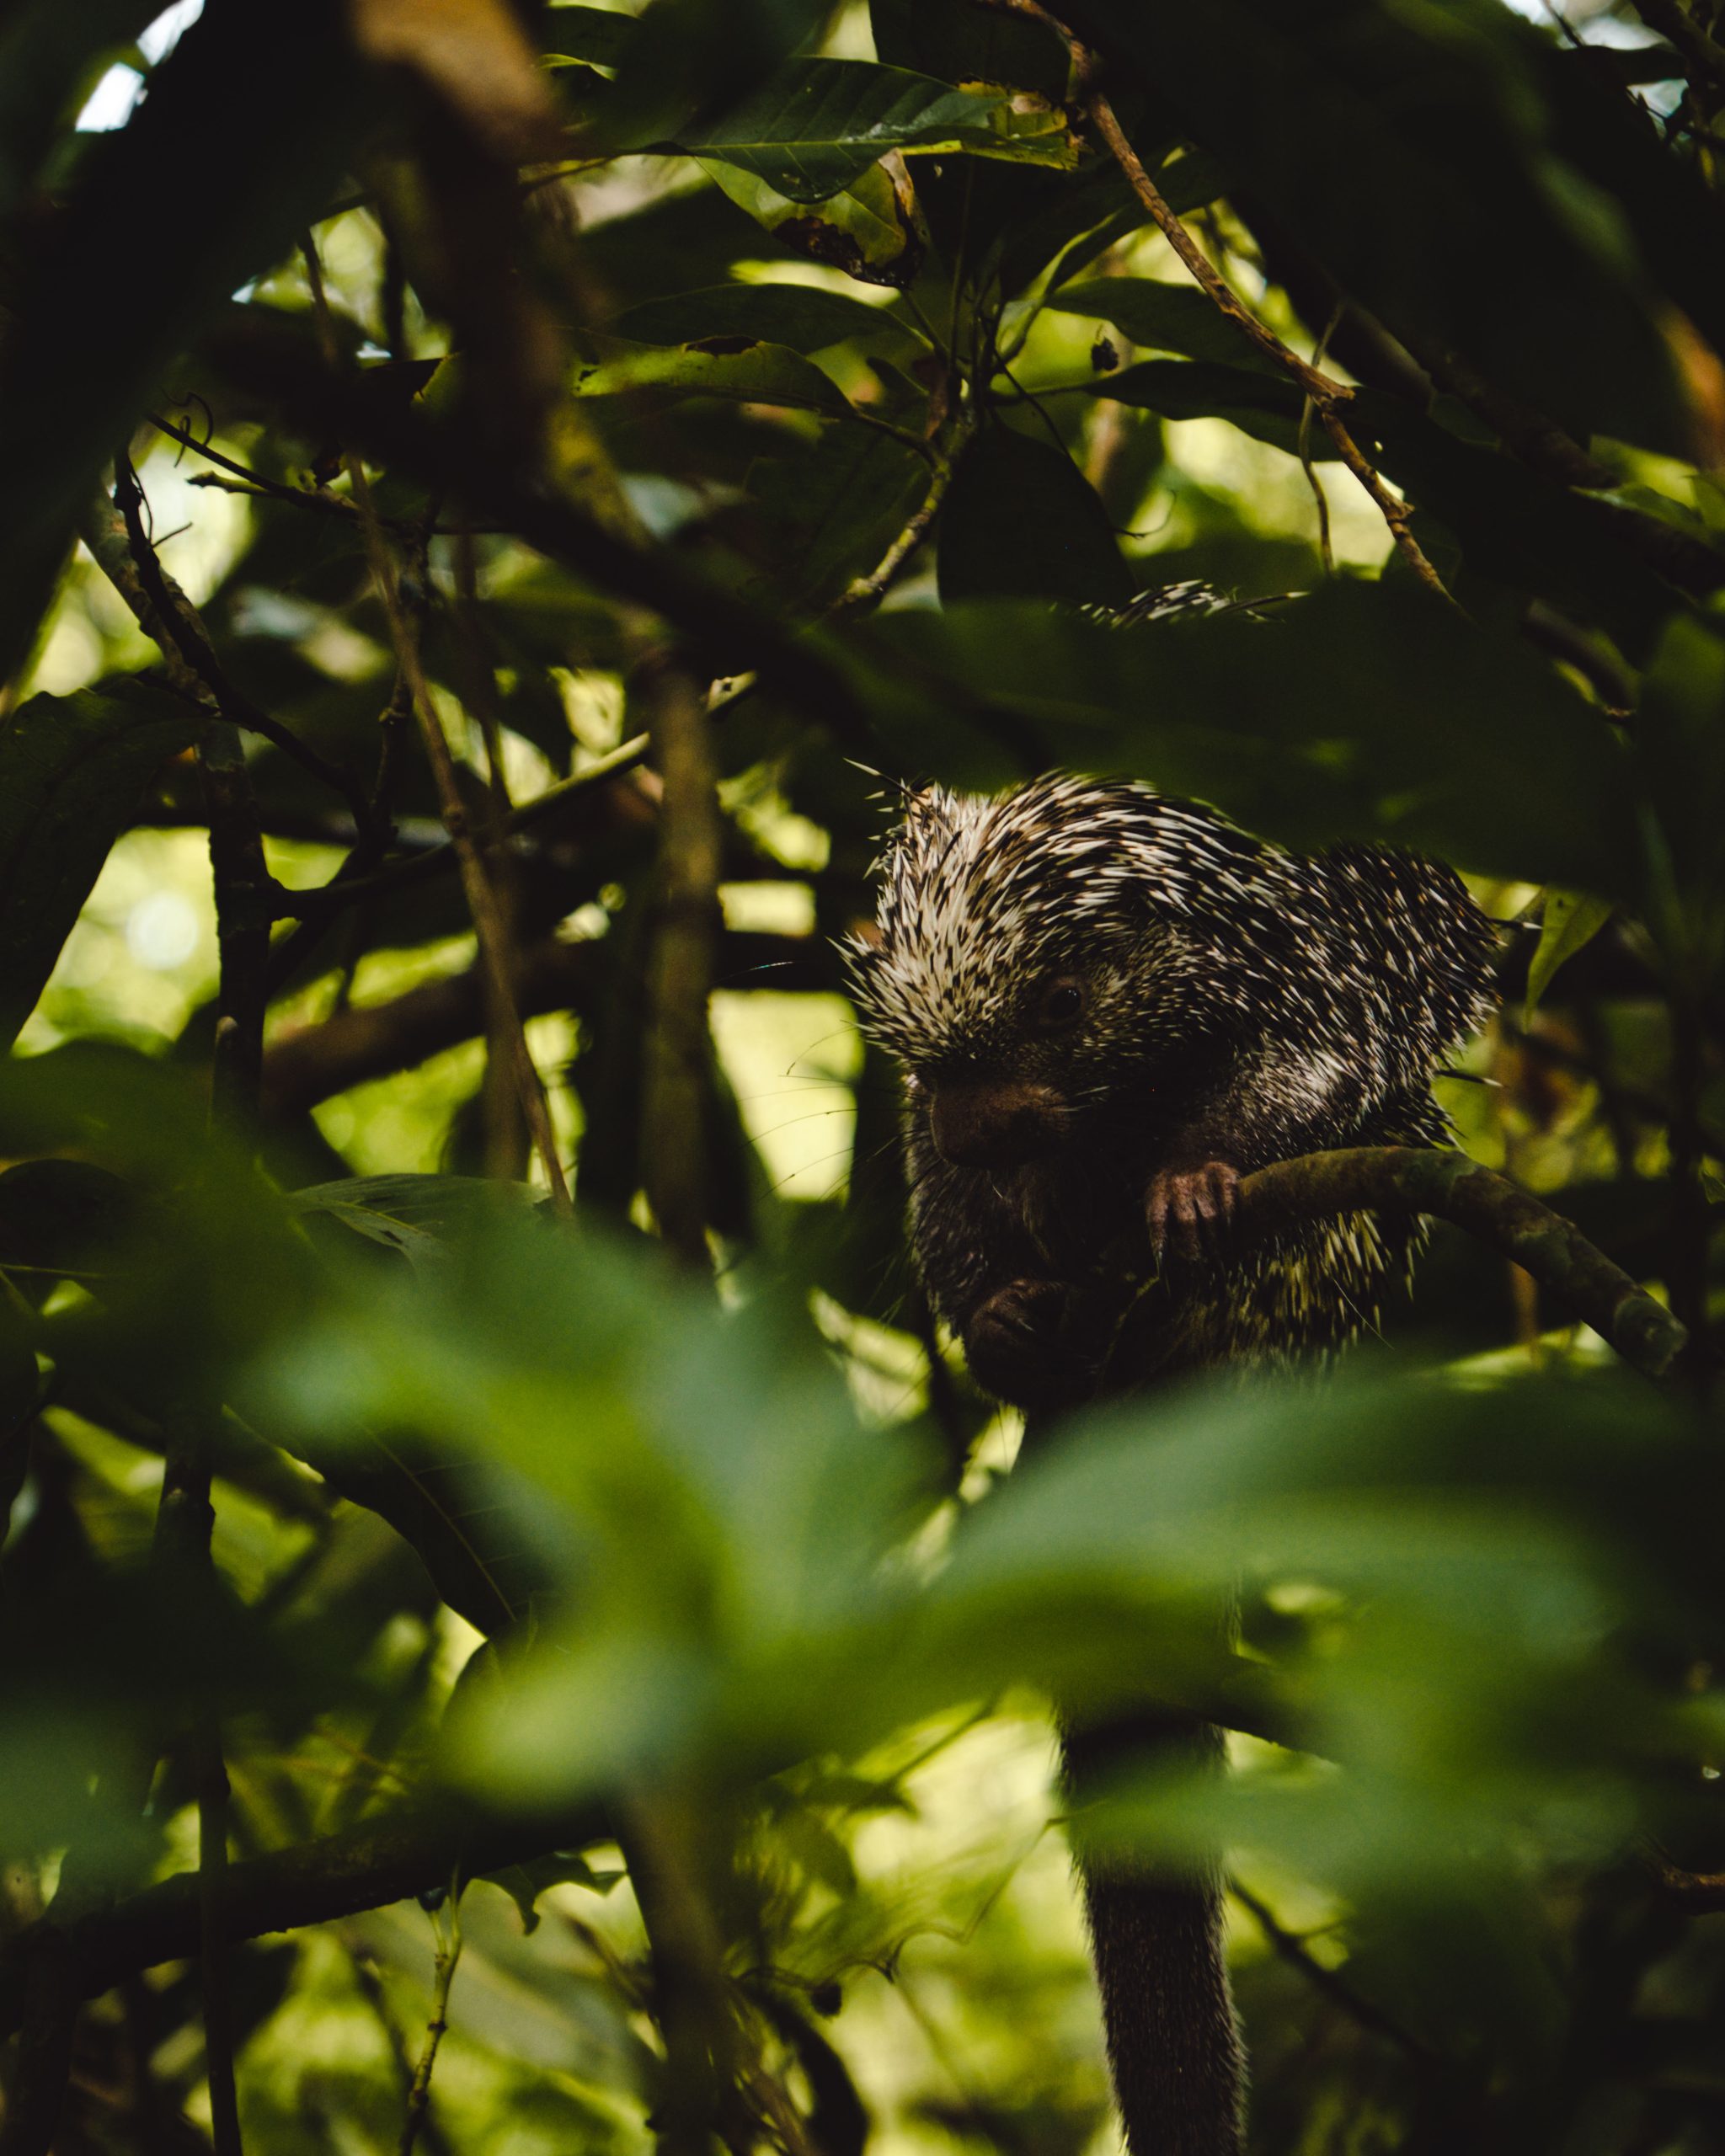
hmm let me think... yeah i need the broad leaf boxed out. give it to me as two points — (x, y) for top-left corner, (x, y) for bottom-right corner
(1525, 891), (1614, 1015)
(570, 330), (857, 415)
(542, 2), (635, 66)
(609, 281), (918, 354)
(1065, 0), (1685, 452)
(1087, 356), (1340, 460)
(846, 580), (1642, 898)
(675, 60), (1078, 203)
(748, 425), (931, 611)
(938, 424), (1132, 608)
(700, 152), (929, 286)
(1049, 278), (1284, 374)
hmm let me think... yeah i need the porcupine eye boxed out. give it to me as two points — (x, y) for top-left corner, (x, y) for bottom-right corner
(1033, 975), (1086, 1030)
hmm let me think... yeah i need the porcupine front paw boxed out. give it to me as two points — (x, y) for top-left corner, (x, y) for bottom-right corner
(1146, 1161), (1240, 1265)
(964, 1278), (1092, 1412)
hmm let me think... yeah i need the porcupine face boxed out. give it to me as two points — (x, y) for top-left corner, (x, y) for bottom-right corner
(845, 776), (1245, 1169)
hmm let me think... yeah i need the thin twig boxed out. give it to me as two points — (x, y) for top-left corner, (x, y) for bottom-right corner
(147, 415), (361, 521)
(267, 732), (653, 921)
(1298, 303), (1344, 577)
(107, 456), (377, 829)
(398, 1888), (462, 2156)
(992, 0), (1453, 600)
(298, 233), (573, 1214)
(1230, 1879), (1437, 2066)
(830, 435), (969, 616)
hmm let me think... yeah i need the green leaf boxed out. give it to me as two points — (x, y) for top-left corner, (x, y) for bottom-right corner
(1087, 356), (1339, 460)
(609, 281), (916, 354)
(1074, 0), (1685, 454)
(570, 330), (857, 415)
(868, 0), (1070, 102)
(0, 681), (200, 1049)
(1525, 891), (1614, 1015)
(542, 3), (634, 66)
(483, 1849), (623, 1934)
(700, 154), (929, 287)
(596, 0), (833, 146)
(748, 425), (930, 611)
(938, 425), (1132, 608)
(1354, 392), (1697, 662)
(675, 60), (1077, 203)
(1049, 278), (1283, 374)
(846, 580), (1642, 896)
(292, 1175), (540, 1273)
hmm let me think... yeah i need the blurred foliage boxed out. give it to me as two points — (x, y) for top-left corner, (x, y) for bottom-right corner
(0, 2), (1722, 2154)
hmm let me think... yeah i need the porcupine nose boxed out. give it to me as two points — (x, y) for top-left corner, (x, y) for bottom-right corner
(929, 1079), (1065, 1167)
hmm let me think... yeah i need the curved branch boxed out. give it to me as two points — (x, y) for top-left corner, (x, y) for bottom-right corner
(1231, 1146), (1686, 1379)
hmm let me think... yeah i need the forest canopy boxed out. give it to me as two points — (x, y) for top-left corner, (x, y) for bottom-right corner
(0, 1), (1722, 2152)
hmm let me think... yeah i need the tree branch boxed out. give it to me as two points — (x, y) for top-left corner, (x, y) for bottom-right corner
(994, 0), (1453, 600)
(1229, 1148), (1686, 1378)
(297, 232), (572, 1218)
(642, 663), (724, 1266)
(0, 1799), (601, 2045)
(1230, 1877), (1438, 2067)
(197, 311), (878, 756)
(107, 454), (377, 835)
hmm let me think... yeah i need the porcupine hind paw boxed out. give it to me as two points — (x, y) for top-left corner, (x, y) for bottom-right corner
(964, 1278), (1092, 1412)
(1146, 1161), (1240, 1266)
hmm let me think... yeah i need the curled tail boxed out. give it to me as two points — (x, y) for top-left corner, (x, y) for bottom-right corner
(1065, 1715), (1243, 2154)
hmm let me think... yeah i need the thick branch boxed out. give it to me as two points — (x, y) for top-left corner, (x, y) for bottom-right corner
(1232, 1148), (1686, 1378)
(0, 1800), (600, 2044)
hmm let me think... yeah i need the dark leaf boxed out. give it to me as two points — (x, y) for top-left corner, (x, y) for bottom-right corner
(673, 59), (1077, 202)
(852, 580), (1641, 896)
(609, 281), (918, 355)
(938, 425), (1133, 608)
(1064, 0), (1687, 452)
(1050, 278), (1284, 373)
(570, 330), (857, 416)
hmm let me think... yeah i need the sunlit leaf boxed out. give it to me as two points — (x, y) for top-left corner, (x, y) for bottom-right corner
(570, 330), (857, 416)
(1525, 890), (1614, 1014)
(675, 60), (1078, 203)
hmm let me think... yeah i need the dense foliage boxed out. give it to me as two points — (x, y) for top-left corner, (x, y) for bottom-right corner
(0, 0), (1722, 2151)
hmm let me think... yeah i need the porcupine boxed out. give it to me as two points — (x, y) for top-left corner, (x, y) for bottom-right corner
(846, 771), (1498, 2153)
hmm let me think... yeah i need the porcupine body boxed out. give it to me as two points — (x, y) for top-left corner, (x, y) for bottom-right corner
(846, 774), (1498, 2155)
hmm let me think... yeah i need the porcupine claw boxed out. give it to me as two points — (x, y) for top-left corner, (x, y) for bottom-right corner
(1146, 1161), (1240, 1266)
